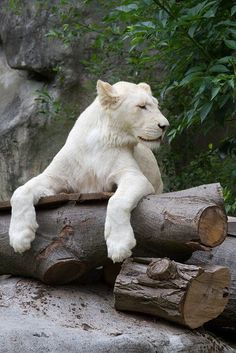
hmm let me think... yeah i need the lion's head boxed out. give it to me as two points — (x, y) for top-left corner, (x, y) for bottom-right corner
(97, 80), (169, 150)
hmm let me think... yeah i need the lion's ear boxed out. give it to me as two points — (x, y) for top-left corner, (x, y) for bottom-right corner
(138, 82), (152, 95)
(97, 80), (119, 107)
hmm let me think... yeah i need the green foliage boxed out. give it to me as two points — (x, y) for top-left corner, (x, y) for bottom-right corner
(46, 2), (92, 46)
(34, 87), (78, 124)
(35, 88), (62, 117)
(164, 146), (236, 214)
(47, 0), (236, 142)
(105, 0), (236, 140)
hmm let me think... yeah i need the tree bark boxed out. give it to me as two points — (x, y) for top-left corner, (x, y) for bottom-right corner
(187, 236), (236, 330)
(114, 257), (230, 329)
(0, 183), (227, 284)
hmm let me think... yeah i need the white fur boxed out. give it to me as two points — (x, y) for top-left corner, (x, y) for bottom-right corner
(9, 80), (169, 262)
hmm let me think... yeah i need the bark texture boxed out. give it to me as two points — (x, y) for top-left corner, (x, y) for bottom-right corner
(114, 257), (230, 329)
(0, 184), (227, 284)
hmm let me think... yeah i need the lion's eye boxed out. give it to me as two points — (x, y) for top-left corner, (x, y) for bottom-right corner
(138, 105), (147, 110)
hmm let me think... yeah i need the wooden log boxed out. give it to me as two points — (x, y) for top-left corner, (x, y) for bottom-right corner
(103, 211), (234, 288)
(187, 236), (236, 330)
(0, 192), (113, 211)
(114, 257), (230, 329)
(131, 183), (227, 252)
(0, 183), (227, 284)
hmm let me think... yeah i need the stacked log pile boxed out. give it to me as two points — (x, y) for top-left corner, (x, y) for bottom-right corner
(0, 183), (235, 348)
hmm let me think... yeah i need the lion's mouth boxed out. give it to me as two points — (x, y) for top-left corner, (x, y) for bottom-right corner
(138, 136), (162, 142)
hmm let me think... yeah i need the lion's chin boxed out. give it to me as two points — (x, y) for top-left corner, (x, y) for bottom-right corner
(137, 136), (161, 150)
(138, 136), (162, 143)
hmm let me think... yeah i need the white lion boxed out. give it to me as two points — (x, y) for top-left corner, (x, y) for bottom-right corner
(9, 80), (169, 262)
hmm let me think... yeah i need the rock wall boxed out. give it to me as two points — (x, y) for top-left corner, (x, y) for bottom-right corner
(0, 1), (95, 200)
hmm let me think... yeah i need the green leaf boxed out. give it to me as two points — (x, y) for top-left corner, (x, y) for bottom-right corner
(203, 7), (217, 18)
(219, 95), (230, 108)
(209, 64), (230, 73)
(179, 72), (201, 86)
(231, 5), (236, 16)
(195, 81), (207, 96)
(185, 66), (204, 75)
(45, 30), (59, 38)
(224, 39), (236, 50)
(211, 86), (221, 100)
(115, 4), (138, 12)
(139, 21), (155, 29)
(228, 28), (236, 38)
(188, 24), (198, 38)
(208, 143), (213, 150)
(200, 102), (213, 122)
(217, 56), (236, 64)
(187, 1), (208, 16)
(142, 0), (153, 4)
(228, 78), (235, 89)
(156, 9), (169, 28)
(9, 0), (15, 9)
(217, 20), (236, 27)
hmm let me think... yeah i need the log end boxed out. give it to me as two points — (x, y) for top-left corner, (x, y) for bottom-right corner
(41, 259), (86, 285)
(36, 240), (88, 285)
(183, 266), (230, 329)
(198, 206), (227, 247)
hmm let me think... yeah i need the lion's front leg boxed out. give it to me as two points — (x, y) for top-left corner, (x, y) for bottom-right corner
(105, 172), (154, 263)
(9, 172), (64, 253)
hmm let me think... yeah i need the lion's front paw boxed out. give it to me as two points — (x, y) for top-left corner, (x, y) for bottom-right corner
(9, 217), (37, 254)
(107, 242), (133, 263)
(10, 230), (34, 253)
(106, 223), (136, 263)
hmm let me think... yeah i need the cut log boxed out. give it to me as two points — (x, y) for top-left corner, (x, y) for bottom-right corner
(0, 183), (227, 284)
(114, 257), (230, 329)
(187, 236), (236, 330)
(131, 183), (227, 252)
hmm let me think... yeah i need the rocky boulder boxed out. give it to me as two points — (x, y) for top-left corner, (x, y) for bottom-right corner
(0, 1), (96, 200)
(0, 277), (235, 353)
(0, 1), (87, 83)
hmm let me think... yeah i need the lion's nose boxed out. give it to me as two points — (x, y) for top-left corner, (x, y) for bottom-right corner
(158, 123), (169, 131)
